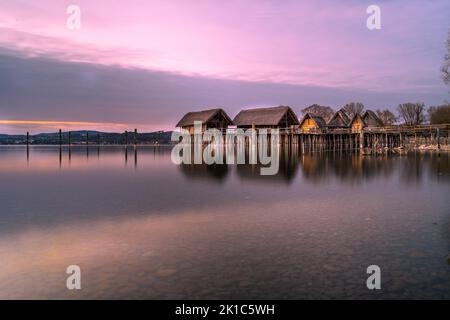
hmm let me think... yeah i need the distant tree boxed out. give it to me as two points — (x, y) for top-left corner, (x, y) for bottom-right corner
(397, 102), (425, 125)
(375, 109), (397, 125)
(441, 30), (450, 85)
(301, 104), (335, 122)
(428, 104), (450, 124)
(342, 102), (364, 118)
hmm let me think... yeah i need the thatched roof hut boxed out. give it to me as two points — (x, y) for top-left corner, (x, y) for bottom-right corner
(327, 109), (350, 128)
(362, 110), (384, 127)
(299, 113), (327, 132)
(176, 108), (233, 133)
(349, 113), (366, 132)
(233, 106), (299, 128)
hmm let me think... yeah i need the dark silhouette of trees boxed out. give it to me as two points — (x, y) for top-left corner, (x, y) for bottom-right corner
(376, 109), (397, 125)
(342, 102), (364, 117)
(441, 30), (450, 85)
(397, 102), (425, 125)
(301, 104), (335, 122)
(427, 104), (450, 124)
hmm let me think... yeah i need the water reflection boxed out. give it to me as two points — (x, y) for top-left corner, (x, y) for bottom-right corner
(11, 145), (450, 185)
(6, 145), (450, 184)
(235, 145), (299, 184)
(0, 146), (449, 299)
(180, 163), (229, 182)
(175, 145), (450, 185)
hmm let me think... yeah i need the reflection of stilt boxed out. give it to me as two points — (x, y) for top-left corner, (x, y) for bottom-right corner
(59, 146), (62, 167)
(125, 146), (128, 165)
(436, 155), (441, 179)
(134, 146), (138, 168)
(26, 131), (29, 163)
(68, 131), (72, 163)
(86, 131), (89, 158)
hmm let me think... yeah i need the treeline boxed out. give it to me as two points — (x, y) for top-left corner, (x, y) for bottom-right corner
(301, 102), (450, 125)
(0, 130), (174, 145)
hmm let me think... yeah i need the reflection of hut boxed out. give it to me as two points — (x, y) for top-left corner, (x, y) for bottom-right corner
(176, 108), (233, 134)
(327, 109), (350, 128)
(233, 106), (299, 129)
(235, 147), (299, 184)
(349, 113), (365, 132)
(362, 110), (384, 127)
(179, 163), (229, 183)
(299, 113), (327, 133)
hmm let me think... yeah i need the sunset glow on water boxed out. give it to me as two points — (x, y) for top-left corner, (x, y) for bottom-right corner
(0, 146), (449, 299)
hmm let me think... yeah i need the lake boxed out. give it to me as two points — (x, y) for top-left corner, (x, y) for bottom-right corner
(0, 145), (449, 299)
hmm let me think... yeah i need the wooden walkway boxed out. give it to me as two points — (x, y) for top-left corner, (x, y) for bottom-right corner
(275, 124), (450, 152)
(189, 124), (450, 152)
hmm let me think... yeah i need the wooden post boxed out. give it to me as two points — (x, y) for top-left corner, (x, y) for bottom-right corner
(125, 130), (128, 145)
(86, 132), (89, 145)
(59, 129), (62, 146)
(26, 131), (29, 145)
(134, 128), (137, 146)
(68, 131), (71, 145)
(437, 128), (440, 150)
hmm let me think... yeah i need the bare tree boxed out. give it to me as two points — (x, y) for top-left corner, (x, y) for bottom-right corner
(342, 102), (364, 118)
(428, 104), (450, 124)
(301, 104), (335, 122)
(397, 102), (425, 125)
(441, 30), (450, 85)
(375, 109), (397, 125)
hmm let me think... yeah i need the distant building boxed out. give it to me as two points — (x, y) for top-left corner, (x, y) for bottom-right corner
(299, 113), (327, 133)
(176, 108), (233, 134)
(327, 109), (350, 128)
(349, 113), (366, 132)
(233, 106), (299, 129)
(362, 110), (384, 127)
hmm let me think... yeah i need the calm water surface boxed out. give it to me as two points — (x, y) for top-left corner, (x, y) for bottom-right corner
(0, 145), (449, 299)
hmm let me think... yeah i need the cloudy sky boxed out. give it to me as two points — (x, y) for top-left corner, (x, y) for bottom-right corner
(0, 0), (449, 133)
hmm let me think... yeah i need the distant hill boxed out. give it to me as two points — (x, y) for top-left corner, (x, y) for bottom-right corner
(0, 130), (175, 145)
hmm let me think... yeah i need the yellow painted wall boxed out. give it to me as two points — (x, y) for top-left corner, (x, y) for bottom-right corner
(301, 118), (318, 133)
(351, 117), (364, 132)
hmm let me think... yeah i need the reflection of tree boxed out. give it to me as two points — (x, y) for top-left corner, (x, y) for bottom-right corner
(397, 152), (450, 184)
(399, 152), (424, 185)
(427, 152), (450, 182)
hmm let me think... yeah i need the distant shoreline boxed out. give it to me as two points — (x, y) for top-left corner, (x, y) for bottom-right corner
(0, 130), (174, 145)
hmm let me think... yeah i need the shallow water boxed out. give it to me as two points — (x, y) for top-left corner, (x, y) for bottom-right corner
(0, 145), (449, 299)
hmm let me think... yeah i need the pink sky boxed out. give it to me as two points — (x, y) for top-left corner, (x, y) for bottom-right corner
(0, 0), (449, 133)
